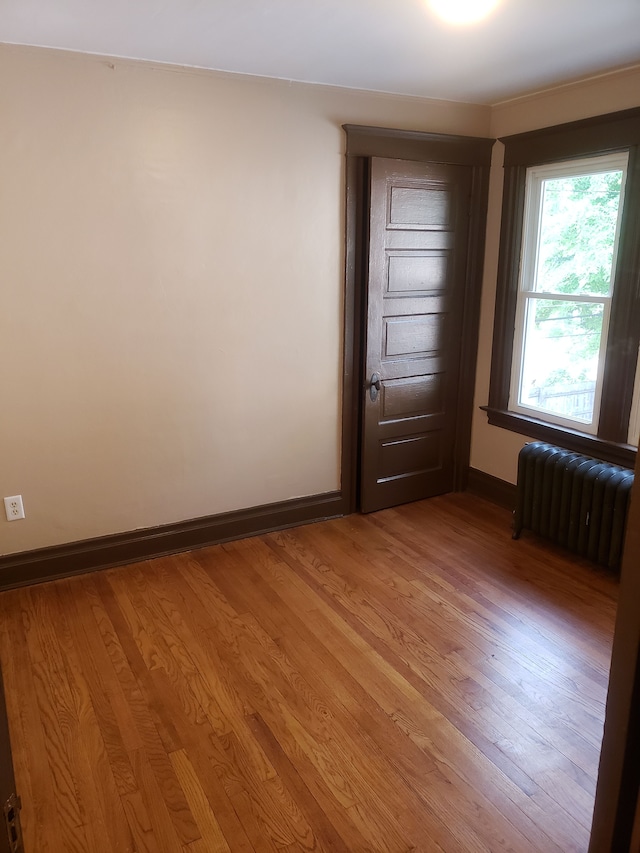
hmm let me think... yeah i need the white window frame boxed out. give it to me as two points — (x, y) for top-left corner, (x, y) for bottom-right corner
(509, 152), (629, 435)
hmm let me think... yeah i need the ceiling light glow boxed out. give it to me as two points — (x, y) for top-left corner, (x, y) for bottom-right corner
(428, 0), (501, 25)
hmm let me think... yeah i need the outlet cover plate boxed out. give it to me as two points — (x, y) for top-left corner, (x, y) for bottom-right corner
(4, 495), (25, 521)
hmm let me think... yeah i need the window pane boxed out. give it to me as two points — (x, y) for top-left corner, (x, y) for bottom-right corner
(519, 298), (604, 423)
(535, 170), (623, 296)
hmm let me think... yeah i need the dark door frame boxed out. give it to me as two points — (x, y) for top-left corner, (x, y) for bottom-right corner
(589, 447), (640, 851)
(339, 125), (494, 514)
(0, 664), (23, 853)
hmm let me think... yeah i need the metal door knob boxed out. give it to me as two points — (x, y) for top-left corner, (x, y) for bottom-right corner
(369, 373), (381, 402)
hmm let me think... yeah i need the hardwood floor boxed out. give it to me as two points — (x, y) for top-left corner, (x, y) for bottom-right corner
(0, 494), (618, 852)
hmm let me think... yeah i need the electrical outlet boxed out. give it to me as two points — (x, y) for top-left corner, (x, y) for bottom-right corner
(4, 495), (25, 521)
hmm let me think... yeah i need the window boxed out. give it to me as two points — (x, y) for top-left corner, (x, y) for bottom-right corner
(511, 154), (628, 433)
(485, 108), (640, 468)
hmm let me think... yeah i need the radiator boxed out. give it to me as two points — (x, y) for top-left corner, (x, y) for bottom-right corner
(513, 441), (634, 570)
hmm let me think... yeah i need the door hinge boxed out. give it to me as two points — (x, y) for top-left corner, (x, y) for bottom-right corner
(4, 793), (24, 853)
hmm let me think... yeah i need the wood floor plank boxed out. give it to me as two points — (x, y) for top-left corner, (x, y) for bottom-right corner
(264, 528), (548, 795)
(196, 557), (447, 851)
(52, 581), (136, 853)
(179, 551), (436, 851)
(94, 573), (201, 846)
(59, 579), (139, 797)
(149, 560), (274, 766)
(304, 517), (607, 761)
(168, 557), (415, 850)
(169, 749), (231, 853)
(0, 594), (63, 853)
(215, 539), (511, 851)
(246, 712), (353, 853)
(274, 517), (608, 754)
(261, 529), (605, 850)
(248, 535), (580, 851)
(0, 494), (617, 852)
(126, 746), (187, 853)
(21, 585), (91, 853)
(134, 559), (323, 852)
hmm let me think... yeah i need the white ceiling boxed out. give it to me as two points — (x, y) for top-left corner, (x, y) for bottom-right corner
(1, 0), (640, 104)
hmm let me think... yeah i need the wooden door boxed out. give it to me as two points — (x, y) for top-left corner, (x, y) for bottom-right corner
(0, 666), (22, 853)
(361, 157), (471, 513)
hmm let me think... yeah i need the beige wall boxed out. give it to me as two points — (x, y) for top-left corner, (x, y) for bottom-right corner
(470, 66), (640, 484)
(0, 45), (490, 555)
(3, 45), (637, 556)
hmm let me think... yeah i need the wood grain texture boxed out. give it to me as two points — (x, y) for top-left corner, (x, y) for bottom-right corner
(361, 158), (472, 512)
(0, 494), (617, 852)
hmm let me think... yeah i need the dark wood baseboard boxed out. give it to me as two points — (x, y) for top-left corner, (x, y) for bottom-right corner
(0, 491), (344, 591)
(466, 467), (516, 511)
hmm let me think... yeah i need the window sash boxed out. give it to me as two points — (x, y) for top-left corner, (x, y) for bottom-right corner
(509, 293), (611, 433)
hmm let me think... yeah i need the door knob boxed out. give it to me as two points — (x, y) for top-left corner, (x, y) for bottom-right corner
(369, 373), (382, 402)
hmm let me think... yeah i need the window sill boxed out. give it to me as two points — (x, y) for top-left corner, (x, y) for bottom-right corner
(481, 406), (637, 469)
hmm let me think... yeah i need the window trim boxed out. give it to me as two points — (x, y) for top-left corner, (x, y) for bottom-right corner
(484, 107), (640, 468)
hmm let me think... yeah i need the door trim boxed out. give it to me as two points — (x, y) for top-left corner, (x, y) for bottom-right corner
(341, 125), (494, 513)
(588, 446), (640, 851)
(0, 665), (23, 853)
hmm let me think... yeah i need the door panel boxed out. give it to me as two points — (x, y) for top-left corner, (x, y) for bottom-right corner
(381, 374), (444, 420)
(387, 253), (448, 292)
(361, 157), (471, 513)
(384, 314), (446, 356)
